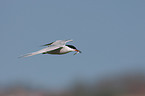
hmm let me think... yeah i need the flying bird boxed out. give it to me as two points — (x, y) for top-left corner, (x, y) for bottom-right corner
(19, 39), (81, 58)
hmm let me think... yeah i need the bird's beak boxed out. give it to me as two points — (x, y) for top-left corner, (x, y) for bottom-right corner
(74, 49), (81, 55)
(75, 49), (81, 53)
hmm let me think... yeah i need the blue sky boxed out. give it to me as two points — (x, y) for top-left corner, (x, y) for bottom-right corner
(0, 0), (145, 90)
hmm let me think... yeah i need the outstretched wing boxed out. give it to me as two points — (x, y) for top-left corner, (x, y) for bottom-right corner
(19, 45), (63, 58)
(42, 42), (54, 47)
(43, 39), (73, 47)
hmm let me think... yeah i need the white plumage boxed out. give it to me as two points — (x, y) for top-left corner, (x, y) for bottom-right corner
(19, 39), (81, 58)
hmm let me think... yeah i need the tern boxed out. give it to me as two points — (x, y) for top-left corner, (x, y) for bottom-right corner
(19, 39), (81, 58)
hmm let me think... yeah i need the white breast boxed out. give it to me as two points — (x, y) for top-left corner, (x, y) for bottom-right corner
(60, 46), (75, 53)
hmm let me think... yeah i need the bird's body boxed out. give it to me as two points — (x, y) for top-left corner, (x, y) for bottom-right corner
(20, 40), (81, 58)
(43, 45), (74, 55)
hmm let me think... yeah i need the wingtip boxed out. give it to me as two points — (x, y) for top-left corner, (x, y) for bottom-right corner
(66, 39), (73, 42)
(18, 54), (26, 58)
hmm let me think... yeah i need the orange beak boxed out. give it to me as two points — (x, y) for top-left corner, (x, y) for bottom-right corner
(75, 49), (81, 53)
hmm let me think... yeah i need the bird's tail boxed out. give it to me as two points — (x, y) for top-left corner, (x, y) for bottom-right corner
(19, 51), (42, 58)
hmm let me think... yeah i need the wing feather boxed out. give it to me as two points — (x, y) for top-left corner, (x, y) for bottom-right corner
(42, 39), (73, 47)
(19, 45), (62, 58)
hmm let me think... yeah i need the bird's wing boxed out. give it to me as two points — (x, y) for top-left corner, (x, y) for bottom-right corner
(43, 39), (73, 47)
(19, 45), (63, 58)
(42, 42), (54, 47)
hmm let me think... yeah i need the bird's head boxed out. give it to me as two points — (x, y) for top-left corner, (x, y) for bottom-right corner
(66, 45), (81, 55)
